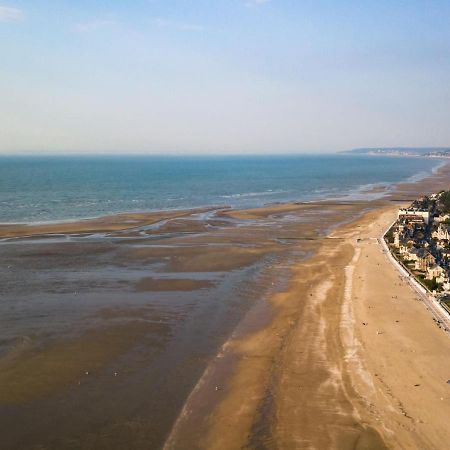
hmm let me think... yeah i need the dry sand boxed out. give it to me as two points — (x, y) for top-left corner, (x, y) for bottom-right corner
(168, 207), (450, 450)
(344, 207), (450, 450)
(167, 212), (391, 449)
(166, 169), (450, 449)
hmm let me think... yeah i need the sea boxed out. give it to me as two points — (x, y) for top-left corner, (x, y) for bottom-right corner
(0, 154), (441, 223)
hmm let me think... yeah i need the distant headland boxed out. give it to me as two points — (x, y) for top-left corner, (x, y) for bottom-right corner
(343, 147), (450, 158)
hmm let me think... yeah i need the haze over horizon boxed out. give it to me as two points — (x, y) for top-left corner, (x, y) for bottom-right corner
(1, 1), (449, 155)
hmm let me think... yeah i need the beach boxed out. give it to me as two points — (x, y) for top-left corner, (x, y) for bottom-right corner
(1, 163), (449, 449)
(347, 207), (450, 449)
(165, 165), (450, 449)
(0, 198), (369, 450)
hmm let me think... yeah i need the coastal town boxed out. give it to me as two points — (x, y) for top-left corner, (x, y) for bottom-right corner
(345, 147), (450, 158)
(385, 190), (450, 317)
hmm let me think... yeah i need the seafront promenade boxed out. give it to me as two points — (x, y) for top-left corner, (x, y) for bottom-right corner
(346, 205), (450, 449)
(380, 224), (450, 332)
(382, 191), (450, 332)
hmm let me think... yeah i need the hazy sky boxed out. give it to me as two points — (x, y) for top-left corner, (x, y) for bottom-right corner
(1, 1), (449, 154)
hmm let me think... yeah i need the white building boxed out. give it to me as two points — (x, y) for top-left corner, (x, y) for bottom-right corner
(426, 264), (445, 280)
(398, 209), (430, 225)
(434, 213), (450, 223)
(432, 224), (450, 241)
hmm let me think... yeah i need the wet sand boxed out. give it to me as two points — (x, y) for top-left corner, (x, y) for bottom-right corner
(0, 207), (217, 239)
(165, 163), (450, 450)
(0, 196), (368, 450)
(1, 163), (449, 450)
(165, 214), (388, 450)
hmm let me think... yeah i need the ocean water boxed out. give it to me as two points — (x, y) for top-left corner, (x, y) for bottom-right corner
(0, 154), (440, 223)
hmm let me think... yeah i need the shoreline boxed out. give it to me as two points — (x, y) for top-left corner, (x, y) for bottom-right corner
(0, 201), (376, 240)
(1, 162), (449, 449)
(0, 156), (445, 228)
(164, 164), (450, 449)
(1, 190), (371, 449)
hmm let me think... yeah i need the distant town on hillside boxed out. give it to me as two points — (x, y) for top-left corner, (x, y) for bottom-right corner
(344, 147), (450, 158)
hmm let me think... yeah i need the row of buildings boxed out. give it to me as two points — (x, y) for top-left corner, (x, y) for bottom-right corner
(388, 192), (450, 297)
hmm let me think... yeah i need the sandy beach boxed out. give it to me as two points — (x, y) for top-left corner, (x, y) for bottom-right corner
(165, 165), (450, 449)
(345, 207), (450, 449)
(1, 164), (449, 450)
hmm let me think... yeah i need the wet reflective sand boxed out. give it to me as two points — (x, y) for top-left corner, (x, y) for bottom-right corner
(0, 202), (364, 450)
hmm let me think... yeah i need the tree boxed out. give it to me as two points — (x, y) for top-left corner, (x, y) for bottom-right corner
(423, 277), (440, 291)
(439, 191), (450, 213)
(385, 228), (395, 244)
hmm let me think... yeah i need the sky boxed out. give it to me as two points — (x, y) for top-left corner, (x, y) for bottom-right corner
(0, 0), (449, 154)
